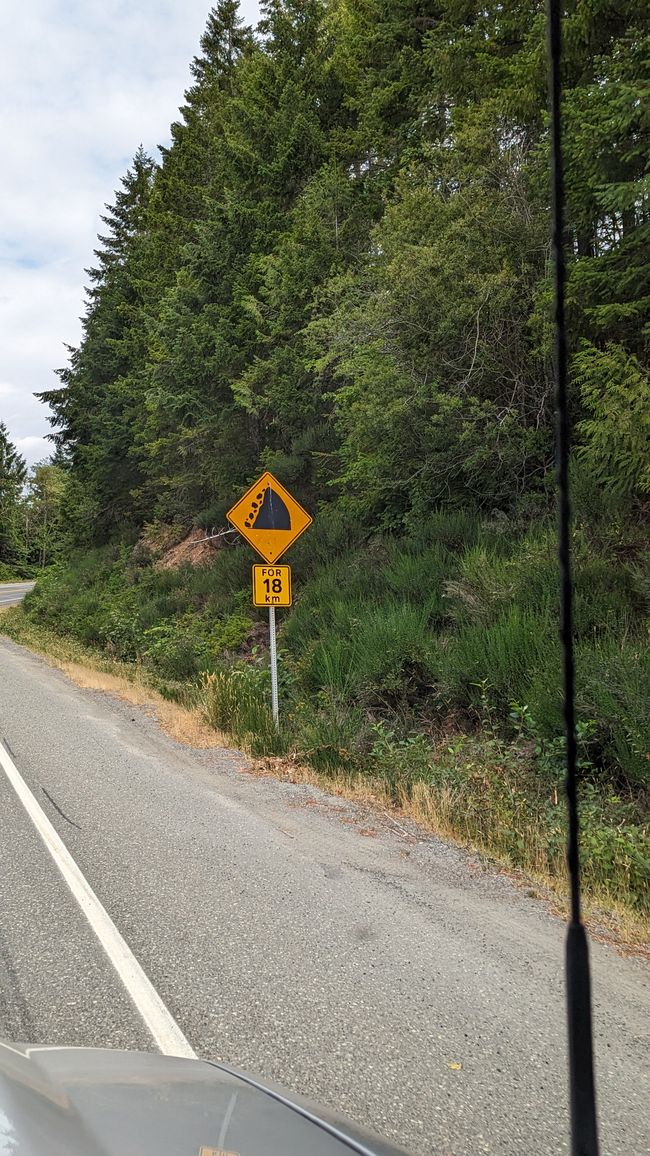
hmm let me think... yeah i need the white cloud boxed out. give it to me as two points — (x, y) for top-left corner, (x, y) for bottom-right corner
(15, 436), (51, 462)
(1, 0), (260, 466)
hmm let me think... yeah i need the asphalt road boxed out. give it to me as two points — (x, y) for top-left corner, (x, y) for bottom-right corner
(0, 581), (35, 607)
(0, 635), (647, 1155)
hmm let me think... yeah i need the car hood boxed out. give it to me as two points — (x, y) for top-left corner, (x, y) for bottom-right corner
(0, 1042), (409, 1155)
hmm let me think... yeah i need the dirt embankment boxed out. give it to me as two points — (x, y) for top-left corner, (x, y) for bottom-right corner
(150, 526), (225, 570)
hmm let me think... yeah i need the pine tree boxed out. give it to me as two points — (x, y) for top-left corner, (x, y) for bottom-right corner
(39, 149), (157, 543)
(40, 0), (648, 541)
(136, 3), (256, 520)
(0, 423), (27, 566)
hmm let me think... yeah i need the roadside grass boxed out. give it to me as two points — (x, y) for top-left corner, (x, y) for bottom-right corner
(191, 660), (650, 940)
(0, 609), (226, 749)
(200, 666), (284, 756)
(250, 753), (649, 952)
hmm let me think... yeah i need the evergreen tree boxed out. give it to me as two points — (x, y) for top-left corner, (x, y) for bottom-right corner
(39, 148), (157, 543)
(0, 423), (27, 566)
(136, 2), (256, 520)
(40, 0), (648, 540)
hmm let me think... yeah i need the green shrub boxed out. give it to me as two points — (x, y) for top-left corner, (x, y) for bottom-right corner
(404, 508), (482, 551)
(200, 664), (285, 755)
(294, 698), (371, 774)
(525, 630), (650, 790)
(209, 612), (254, 655)
(290, 503), (364, 570)
(441, 606), (555, 717)
(444, 533), (559, 628)
(281, 577), (360, 655)
(576, 636), (650, 789)
(443, 547), (515, 627)
(382, 541), (449, 612)
(143, 621), (207, 680)
(298, 634), (361, 699)
(579, 801), (649, 910)
(0, 562), (31, 581)
(354, 601), (438, 704)
(575, 341), (650, 499)
(292, 598), (438, 713)
(368, 722), (433, 796)
(572, 549), (637, 640)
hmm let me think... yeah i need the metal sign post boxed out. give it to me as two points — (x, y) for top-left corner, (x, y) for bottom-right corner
(268, 606), (279, 730)
(227, 471), (312, 735)
(252, 565), (291, 732)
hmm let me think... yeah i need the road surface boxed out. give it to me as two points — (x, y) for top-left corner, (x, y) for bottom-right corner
(0, 581), (35, 607)
(0, 635), (647, 1154)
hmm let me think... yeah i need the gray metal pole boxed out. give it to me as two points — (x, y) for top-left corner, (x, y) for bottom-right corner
(269, 605), (279, 730)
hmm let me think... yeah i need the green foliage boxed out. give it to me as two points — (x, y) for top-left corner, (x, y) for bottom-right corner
(368, 722), (433, 794)
(292, 695), (372, 774)
(33, 0), (647, 543)
(200, 664), (284, 755)
(0, 563), (26, 581)
(22, 541), (255, 675)
(0, 422), (27, 567)
(441, 606), (556, 717)
(142, 619), (209, 680)
(575, 343), (650, 498)
(22, 461), (67, 568)
(331, 710), (649, 911)
(576, 636), (650, 790)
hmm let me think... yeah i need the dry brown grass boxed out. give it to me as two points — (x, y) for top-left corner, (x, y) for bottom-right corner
(250, 754), (650, 955)
(59, 661), (227, 748)
(1, 610), (226, 749)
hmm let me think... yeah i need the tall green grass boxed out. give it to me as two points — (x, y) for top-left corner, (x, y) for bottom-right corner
(200, 665), (285, 756)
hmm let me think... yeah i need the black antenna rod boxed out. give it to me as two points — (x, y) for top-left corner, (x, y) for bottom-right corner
(546, 1), (599, 1153)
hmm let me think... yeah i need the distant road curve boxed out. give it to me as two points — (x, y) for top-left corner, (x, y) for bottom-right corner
(0, 581), (35, 608)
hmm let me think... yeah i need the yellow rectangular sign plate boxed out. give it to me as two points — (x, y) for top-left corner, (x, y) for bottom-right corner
(252, 565), (292, 607)
(227, 471), (312, 563)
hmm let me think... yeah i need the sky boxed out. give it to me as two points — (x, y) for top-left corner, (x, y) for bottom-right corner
(1, 0), (260, 467)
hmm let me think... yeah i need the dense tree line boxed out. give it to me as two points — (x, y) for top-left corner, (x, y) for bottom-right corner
(0, 423), (66, 572)
(38, 0), (648, 546)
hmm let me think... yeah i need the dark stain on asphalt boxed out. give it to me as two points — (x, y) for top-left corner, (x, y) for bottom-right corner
(41, 786), (82, 830)
(1, 737), (17, 761)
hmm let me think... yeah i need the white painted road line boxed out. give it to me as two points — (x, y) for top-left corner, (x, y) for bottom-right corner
(0, 738), (197, 1059)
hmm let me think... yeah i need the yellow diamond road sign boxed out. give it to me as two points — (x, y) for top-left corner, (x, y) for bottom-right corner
(227, 471), (312, 563)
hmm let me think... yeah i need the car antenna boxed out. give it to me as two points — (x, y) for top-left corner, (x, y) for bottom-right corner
(546, 1), (600, 1152)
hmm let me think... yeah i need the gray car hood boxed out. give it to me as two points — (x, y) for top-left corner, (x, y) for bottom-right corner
(0, 1042), (409, 1155)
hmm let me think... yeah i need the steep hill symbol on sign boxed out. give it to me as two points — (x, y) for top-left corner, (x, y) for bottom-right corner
(244, 486), (291, 531)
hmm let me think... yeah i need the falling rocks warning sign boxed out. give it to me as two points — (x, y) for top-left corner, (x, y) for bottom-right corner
(226, 471), (312, 563)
